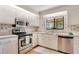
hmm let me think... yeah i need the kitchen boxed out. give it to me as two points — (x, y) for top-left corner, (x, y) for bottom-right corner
(0, 5), (79, 54)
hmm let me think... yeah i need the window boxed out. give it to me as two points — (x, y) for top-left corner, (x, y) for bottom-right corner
(55, 17), (64, 29)
(46, 16), (64, 30)
(46, 18), (55, 30)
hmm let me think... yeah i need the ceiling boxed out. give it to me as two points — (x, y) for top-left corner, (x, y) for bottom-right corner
(27, 5), (60, 12)
(18, 5), (61, 13)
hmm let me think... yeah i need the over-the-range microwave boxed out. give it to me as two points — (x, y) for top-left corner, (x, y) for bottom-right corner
(15, 18), (29, 26)
(15, 18), (25, 26)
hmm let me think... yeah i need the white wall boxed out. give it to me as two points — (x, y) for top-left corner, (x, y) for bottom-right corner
(39, 5), (79, 33)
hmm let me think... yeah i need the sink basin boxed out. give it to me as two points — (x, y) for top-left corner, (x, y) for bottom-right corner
(68, 32), (73, 35)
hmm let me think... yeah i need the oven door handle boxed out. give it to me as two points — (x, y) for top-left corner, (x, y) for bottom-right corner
(29, 38), (32, 43)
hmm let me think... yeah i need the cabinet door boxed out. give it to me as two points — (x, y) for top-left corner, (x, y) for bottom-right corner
(2, 37), (18, 54)
(48, 35), (58, 50)
(0, 46), (2, 53)
(38, 34), (49, 46)
(0, 6), (15, 24)
(32, 33), (38, 47)
(28, 16), (39, 26)
(38, 34), (44, 45)
(74, 37), (79, 54)
(29, 16), (35, 26)
(3, 41), (18, 54)
(38, 34), (58, 50)
(33, 16), (39, 26)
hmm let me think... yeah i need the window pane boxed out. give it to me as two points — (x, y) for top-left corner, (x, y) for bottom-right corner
(55, 17), (64, 29)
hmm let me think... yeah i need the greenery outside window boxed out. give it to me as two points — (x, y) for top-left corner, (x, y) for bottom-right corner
(46, 18), (55, 30)
(55, 17), (64, 29)
(46, 16), (64, 30)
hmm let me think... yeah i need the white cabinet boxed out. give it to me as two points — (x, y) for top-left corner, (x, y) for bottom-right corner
(0, 36), (18, 54)
(38, 33), (58, 50)
(0, 5), (39, 25)
(73, 37), (79, 54)
(0, 6), (16, 24)
(16, 9), (28, 20)
(0, 46), (2, 53)
(28, 15), (39, 26)
(32, 33), (38, 47)
(15, 8), (39, 26)
(34, 16), (39, 26)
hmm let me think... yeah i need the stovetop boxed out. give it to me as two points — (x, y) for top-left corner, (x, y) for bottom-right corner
(19, 34), (32, 37)
(13, 32), (32, 37)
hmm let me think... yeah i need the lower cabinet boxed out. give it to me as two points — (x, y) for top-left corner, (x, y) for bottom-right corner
(38, 34), (58, 50)
(0, 36), (18, 54)
(32, 33), (38, 47)
(73, 37), (79, 54)
(0, 46), (2, 53)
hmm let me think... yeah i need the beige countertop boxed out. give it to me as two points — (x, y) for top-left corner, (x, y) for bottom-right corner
(32, 31), (79, 37)
(55, 33), (79, 37)
(0, 35), (18, 39)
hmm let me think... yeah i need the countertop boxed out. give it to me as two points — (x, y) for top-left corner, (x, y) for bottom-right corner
(58, 34), (75, 37)
(56, 33), (79, 37)
(0, 35), (18, 39)
(32, 31), (79, 37)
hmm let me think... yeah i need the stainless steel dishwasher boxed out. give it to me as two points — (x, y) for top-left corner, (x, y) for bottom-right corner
(58, 36), (73, 54)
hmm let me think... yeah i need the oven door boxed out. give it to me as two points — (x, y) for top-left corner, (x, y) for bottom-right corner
(19, 36), (32, 51)
(25, 36), (32, 45)
(19, 37), (26, 50)
(21, 37), (26, 47)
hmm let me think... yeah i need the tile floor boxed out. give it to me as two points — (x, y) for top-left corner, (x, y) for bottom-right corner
(27, 46), (62, 54)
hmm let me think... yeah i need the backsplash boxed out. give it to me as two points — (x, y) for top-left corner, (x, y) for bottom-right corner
(0, 23), (12, 35)
(69, 25), (79, 31)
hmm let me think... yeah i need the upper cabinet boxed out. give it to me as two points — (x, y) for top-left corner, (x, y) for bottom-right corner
(0, 5), (39, 26)
(15, 6), (39, 27)
(0, 6), (16, 24)
(28, 15), (39, 26)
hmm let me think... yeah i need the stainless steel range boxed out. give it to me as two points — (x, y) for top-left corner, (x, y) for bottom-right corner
(12, 31), (33, 54)
(12, 18), (32, 54)
(18, 32), (33, 54)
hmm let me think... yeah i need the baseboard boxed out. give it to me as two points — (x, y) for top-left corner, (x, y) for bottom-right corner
(25, 45), (39, 54)
(25, 45), (69, 54)
(58, 50), (70, 54)
(38, 45), (58, 52)
(38, 45), (68, 54)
